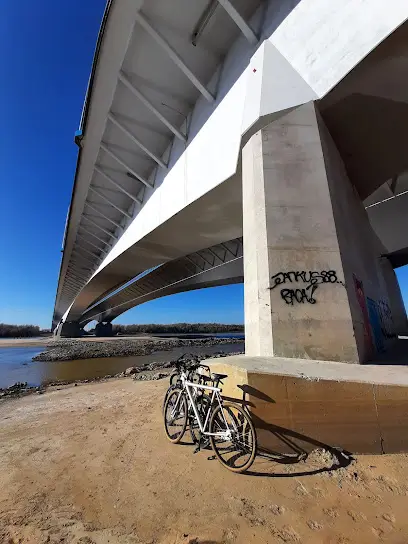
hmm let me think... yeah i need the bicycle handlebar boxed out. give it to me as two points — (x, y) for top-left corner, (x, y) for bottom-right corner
(173, 360), (210, 373)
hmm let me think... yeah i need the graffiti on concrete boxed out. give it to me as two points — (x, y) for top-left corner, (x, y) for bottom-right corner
(353, 275), (374, 353)
(367, 297), (385, 353)
(354, 274), (396, 354)
(270, 270), (341, 305)
(367, 298), (396, 353)
(376, 300), (396, 340)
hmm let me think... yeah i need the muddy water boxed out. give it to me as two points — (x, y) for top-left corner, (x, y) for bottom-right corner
(0, 342), (244, 389)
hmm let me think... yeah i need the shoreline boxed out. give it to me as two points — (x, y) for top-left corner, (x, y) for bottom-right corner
(0, 336), (52, 348)
(0, 349), (244, 399)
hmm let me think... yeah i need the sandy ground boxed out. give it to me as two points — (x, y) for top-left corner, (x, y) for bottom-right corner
(1, 380), (408, 544)
(0, 337), (52, 348)
(0, 336), (153, 348)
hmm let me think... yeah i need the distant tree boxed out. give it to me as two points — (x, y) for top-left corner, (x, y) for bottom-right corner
(0, 323), (41, 338)
(112, 323), (244, 335)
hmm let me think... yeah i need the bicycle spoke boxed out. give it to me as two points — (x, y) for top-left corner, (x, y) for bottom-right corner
(209, 403), (257, 472)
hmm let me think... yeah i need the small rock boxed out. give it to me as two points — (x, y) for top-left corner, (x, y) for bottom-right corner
(152, 372), (167, 380)
(307, 520), (323, 530)
(270, 504), (285, 515)
(323, 508), (339, 518)
(133, 374), (148, 381)
(371, 527), (384, 539)
(273, 525), (300, 542)
(382, 513), (396, 523)
(124, 366), (137, 376)
(295, 483), (309, 496)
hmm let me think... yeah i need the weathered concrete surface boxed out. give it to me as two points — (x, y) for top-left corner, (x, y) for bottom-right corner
(55, 321), (82, 338)
(242, 101), (406, 362)
(242, 102), (358, 361)
(209, 355), (408, 455)
(318, 113), (407, 360)
(94, 322), (113, 337)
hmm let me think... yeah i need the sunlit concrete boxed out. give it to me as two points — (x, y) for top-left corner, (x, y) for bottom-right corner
(53, 1), (408, 363)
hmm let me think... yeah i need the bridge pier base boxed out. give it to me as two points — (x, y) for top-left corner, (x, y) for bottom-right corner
(95, 322), (113, 337)
(242, 101), (406, 363)
(55, 321), (82, 338)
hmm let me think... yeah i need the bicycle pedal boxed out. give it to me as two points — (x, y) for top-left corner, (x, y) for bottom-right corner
(193, 445), (200, 454)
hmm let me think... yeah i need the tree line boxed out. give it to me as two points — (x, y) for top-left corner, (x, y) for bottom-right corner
(0, 323), (42, 338)
(112, 323), (244, 335)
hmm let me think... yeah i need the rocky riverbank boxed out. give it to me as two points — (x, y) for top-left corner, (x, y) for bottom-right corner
(1, 350), (243, 400)
(32, 336), (243, 362)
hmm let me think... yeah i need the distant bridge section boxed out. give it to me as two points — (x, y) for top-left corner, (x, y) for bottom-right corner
(74, 238), (243, 335)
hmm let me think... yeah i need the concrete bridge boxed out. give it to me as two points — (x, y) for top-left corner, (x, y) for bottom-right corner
(54, 0), (408, 364)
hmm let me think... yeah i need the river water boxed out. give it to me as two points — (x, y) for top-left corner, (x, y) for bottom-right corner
(0, 341), (244, 389)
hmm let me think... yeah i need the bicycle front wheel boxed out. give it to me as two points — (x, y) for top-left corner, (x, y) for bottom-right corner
(209, 402), (257, 473)
(163, 389), (188, 443)
(162, 383), (180, 414)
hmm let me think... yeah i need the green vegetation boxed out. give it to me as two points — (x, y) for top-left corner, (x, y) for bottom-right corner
(112, 323), (244, 335)
(0, 323), (42, 338)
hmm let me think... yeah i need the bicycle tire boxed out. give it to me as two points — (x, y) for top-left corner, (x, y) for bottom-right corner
(169, 372), (180, 386)
(209, 402), (257, 473)
(163, 389), (188, 444)
(162, 383), (180, 413)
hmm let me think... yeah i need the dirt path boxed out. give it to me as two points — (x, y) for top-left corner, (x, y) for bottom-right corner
(1, 379), (407, 543)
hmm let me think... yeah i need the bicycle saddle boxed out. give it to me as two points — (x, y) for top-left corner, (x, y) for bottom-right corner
(211, 373), (228, 381)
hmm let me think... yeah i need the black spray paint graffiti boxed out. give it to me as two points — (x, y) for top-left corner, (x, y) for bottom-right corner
(269, 270), (341, 305)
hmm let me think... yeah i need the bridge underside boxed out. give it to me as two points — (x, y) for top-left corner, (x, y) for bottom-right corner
(56, 238), (243, 337)
(54, 2), (408, 364)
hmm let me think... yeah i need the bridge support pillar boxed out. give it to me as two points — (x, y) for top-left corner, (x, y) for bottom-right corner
(55, 321), (82, 338)
(242, 101), (405, 363)
(95, 322), (113, 337)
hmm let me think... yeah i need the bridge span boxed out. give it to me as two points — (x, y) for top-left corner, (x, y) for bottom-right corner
(54, 0), (408, 363)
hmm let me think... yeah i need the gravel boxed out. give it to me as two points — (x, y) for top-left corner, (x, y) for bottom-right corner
(32, 337), (244, 362)
(0, 382), (45, 399)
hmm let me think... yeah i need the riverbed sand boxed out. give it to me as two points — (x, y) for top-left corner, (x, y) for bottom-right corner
(1, 378), (408, 543)
(0, 336), (150, 348)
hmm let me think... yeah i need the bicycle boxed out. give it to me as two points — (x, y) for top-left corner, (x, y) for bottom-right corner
(163, 361), (211, 444)
(168, 360), (210, 387)
(163, 360), (210, 405)
(163, 361), (257, 473)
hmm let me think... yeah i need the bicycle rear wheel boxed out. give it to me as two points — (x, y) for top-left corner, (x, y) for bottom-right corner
(163, 389), (188, 443)
(209, 402), (257, 473)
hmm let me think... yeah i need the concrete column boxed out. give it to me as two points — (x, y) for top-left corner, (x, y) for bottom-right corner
(242, 101), (362, 362)
(95, 322), (113, 337)
(55, 321), (82, 338)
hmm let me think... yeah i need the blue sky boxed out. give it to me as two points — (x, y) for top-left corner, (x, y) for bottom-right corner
(0, 0), (243, 328)
(0, 0), (407, 330)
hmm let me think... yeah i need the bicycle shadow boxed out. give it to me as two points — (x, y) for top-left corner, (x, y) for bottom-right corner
(247, 415), (353, 478)
(228, 384), (354, 478)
